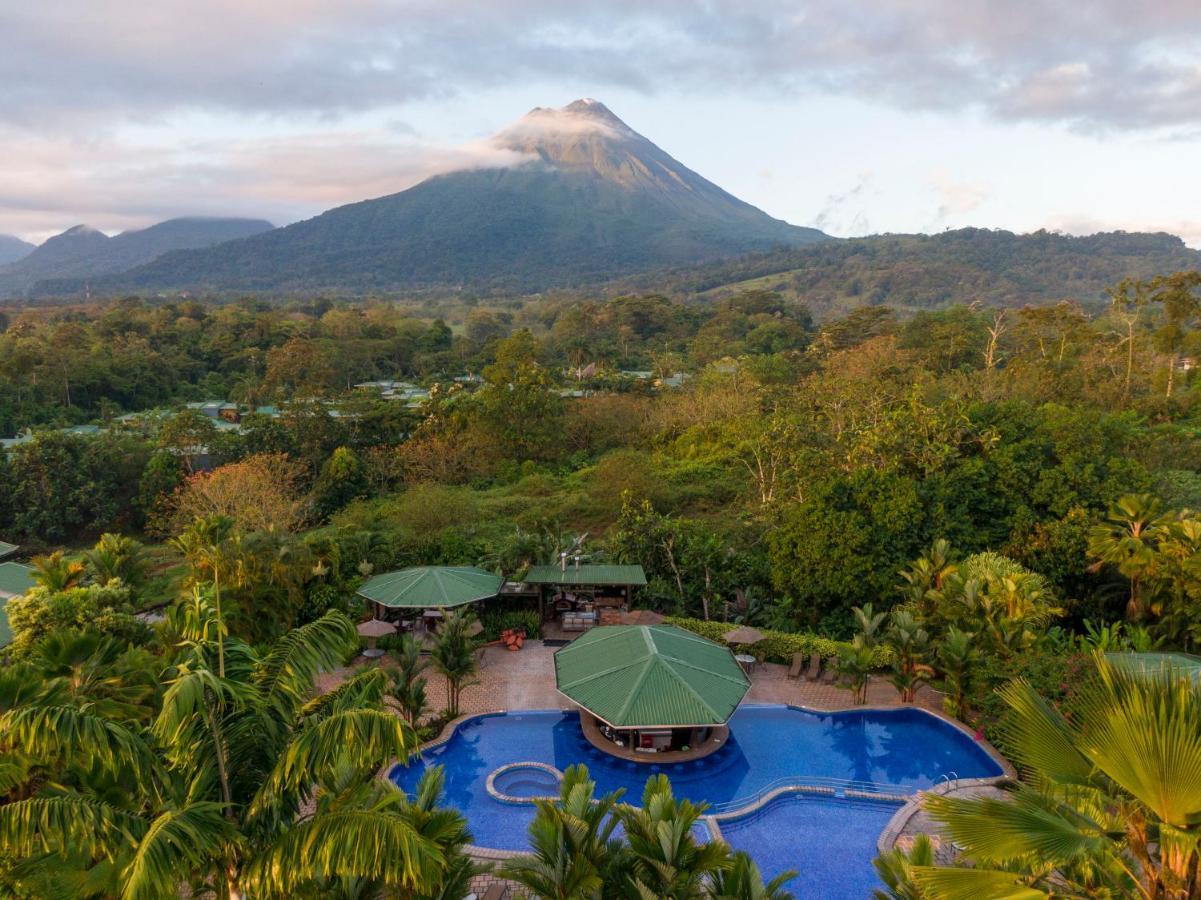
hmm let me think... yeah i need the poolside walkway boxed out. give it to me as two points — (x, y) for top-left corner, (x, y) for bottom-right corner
(316, 639), (947, 716)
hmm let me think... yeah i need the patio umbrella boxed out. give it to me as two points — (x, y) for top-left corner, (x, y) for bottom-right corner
(356, 618), (396, 657)
(723, 625), (766, 646)
(621, 609), (666, 626)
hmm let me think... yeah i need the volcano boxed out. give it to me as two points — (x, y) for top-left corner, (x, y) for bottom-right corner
(88, 99), (826, 294)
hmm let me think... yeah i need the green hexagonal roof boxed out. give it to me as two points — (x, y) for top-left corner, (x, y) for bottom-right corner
(555, 625), (750, 728)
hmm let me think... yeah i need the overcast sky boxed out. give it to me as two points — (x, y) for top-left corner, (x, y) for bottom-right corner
(4, 0), (1201, 245)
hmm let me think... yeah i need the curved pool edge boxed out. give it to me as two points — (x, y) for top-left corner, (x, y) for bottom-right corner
(748, 702), (1015, 781)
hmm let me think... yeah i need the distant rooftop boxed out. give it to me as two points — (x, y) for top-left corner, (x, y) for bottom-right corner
(524, 564), (647, 586)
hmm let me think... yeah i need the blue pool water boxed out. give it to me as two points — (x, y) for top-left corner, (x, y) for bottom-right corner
(389, 705), (1002, 895)
(720, 794), (901, 897)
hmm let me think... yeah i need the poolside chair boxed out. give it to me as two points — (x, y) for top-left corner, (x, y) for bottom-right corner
(481, 884), (509, 900)
(805, 654), (822, 681)
(787, 652), (807, 680)
(820, 658), (839, 684)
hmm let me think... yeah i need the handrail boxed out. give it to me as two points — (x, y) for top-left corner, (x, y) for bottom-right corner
(706, 775), (915, 815)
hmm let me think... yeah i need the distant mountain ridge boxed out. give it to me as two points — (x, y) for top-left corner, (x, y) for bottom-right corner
(622, 227), (1201, 317)
(73, 99), (827, 295)
(0, 217), (274, 298)
(0, 235), (36, 267)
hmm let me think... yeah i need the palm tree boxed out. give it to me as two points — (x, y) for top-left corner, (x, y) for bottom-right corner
(886, 611), (934, 704)
(0, 603), (447, 899)
(172, 514), (238, 676)
(389, 634), (431, 727)
(912, 654), (1201, 898)
(29, 550), (86, 592)
(84, 533), (150, 588)
(618, 774), (731, 899)
(428, 610), (479, 717)
(709, 851), (795, 900)
(499, 764), (627, 900)
(1088, 494), (1171, 620)
(852, 603), (887, 647)
(836, 640), (875, 705)
(935, 627), (976, 718)
(872, 834), (933, 900)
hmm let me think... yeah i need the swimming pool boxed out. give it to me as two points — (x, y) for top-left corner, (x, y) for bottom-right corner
(389, 704), (1003, 895)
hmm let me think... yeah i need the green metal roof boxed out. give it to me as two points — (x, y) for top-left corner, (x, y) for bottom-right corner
(554, 625), (750, 728)
(0, 561), (35, 648)
(1107, 651), (1201, 682)
(357, 566), (503, 609)
(525, 564), (647, 586)
(0, 541), (16, 560)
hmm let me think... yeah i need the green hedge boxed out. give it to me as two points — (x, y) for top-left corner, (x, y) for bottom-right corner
(664, 617), (893, 667)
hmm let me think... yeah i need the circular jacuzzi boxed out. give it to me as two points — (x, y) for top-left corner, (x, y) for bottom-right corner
(486, 762), (564, 803)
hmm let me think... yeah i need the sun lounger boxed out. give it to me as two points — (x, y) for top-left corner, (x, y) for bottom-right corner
(482, 884), (509, 900)
(805, 654), (822, 681)
(787, 652), (807, 680)
(820, 658), (838, 684)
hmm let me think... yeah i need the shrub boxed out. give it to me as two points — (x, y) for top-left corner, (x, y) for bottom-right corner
(665, 617), (893, 667)
(965, 649), (1095, 747)
(5, 582), (153, 658)
(481, 609), (542, 642)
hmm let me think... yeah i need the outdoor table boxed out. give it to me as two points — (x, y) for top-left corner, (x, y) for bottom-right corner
(734, 653), (756, 674)
(361, 648), (385, 659)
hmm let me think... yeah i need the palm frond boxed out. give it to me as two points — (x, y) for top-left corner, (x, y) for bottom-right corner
(120, 802), (236, 900)
(923, 787), (1110, 866)
(909, 866), (1048, 899)
(0, 794), (142, 860)
(2, 705), (153, 778)
(994, 679), (1095, 785)
(246, 708), (417, 820)
(244, 807), (444, 895)
(1076, 655), (1201, 825)
(255, 611), (357, 716)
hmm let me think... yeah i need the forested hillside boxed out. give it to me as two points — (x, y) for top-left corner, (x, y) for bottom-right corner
(620, 228), (1201, 316)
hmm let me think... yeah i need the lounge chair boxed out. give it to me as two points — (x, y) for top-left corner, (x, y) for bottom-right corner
(787, 652), (807, 680)
(820, 658), (839, 684)
(482, 884), (509, 900)
(805, 654), (822, 681)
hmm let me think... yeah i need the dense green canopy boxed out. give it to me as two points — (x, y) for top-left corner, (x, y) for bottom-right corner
(357, 566), (503, 609)
(555, 625), (750, 728)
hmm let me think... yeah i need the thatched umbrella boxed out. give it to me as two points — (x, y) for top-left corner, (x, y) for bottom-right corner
(723, 625), (766, 646)
(357, 618), (396, 657)
(622, 609), (666, 626)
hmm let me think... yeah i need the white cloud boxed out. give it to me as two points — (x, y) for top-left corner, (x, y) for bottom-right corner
(928, 171), (990, 221)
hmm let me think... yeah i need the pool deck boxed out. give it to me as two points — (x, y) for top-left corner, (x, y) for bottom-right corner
(318, 638), (950, 716)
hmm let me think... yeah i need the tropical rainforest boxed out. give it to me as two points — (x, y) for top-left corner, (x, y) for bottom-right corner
(2, 269), (1201, 897)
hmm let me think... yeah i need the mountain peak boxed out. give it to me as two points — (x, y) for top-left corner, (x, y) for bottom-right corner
(61, 224), (107, 239)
